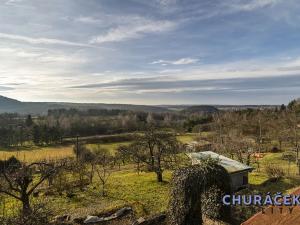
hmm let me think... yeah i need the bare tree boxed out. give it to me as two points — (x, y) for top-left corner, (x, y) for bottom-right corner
(73, 140), (88, 161)
(0, 159), (56, 215)
(94, 145), (114, 196)
(119, 127), (182, 182)
(77, 148), (97, 184)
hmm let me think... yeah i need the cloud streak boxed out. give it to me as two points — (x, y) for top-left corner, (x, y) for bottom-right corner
(90, 19), (177, 44)
(0, 85), (14, 91)
(0, 33), (93, 48)
(151, 58), (198, 65)
(75, 16), (102, 24)
(69, 75), (300, 102)
(230, 0), (280, 11)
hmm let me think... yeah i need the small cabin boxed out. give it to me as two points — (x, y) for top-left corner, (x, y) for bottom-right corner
(188, 151), (254, 191)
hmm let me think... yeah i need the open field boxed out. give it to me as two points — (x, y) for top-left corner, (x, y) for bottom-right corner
(87, 142), (131, 155)
(0, 134), (197, 162)
(1, 169), (172, 219)
(0, 145), (74, 162)
(176, 133), (198, 143)
(50, 170), (172, 218)
(248, 152), (300, 194)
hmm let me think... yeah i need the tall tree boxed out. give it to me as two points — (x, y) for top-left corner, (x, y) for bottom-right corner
(119, 127), (182, 182)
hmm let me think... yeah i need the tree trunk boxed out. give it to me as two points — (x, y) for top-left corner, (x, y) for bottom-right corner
(246, 153), (251, 166)
(21, 194), (31, 216)
(48, 176), (53, 187)
(156, 170), (163, 182)
(101, 181), (106, 197)
(279, 140), (282, 151)
(90, 164), (95, 184)
(137, 160), (140, 175)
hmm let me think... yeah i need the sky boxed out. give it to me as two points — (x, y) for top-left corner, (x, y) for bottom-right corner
(0, 0), (300, 105)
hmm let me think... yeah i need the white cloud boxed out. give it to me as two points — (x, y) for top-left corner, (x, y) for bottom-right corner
(159, 69), (182, 74)
(5, 0), (23, 5)
(151, 57), (198, 65)
(0, 46), (86, 64)
(230, 0), (280, 11)
(156, 0), (177, 6)
(172, 58), (199, 65)
(0, 32), (93, 48)
(0, 44), (89, 100)
(90, 19), (176, 44)
(0, 47), (41, 58)
(75, 16), (102, 24)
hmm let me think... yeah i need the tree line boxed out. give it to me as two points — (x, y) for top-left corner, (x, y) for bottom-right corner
(0, 107), (206, 147)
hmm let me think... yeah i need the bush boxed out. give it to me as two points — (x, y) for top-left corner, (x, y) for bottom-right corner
(0, 156), (21, 173)
(271, 146), (281, 153)
(282, 151), (296, 161)
(201, 185), (224, 218)
(0, 202), (52, 225)
(265, 164), (285, 180)
(231, 189), (267, 224)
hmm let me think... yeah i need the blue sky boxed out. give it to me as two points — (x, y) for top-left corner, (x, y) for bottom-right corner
(0, 0), (300, 105)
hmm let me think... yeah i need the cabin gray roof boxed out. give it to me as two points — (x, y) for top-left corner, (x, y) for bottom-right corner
(188, 151), (253, 174)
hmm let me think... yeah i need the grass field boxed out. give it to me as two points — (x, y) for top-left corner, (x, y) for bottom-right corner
(0, 134), (197, 162)
(0, 142), (130, 162)
(1, 169), (172, 219)
(50, 170), (172, 218)
(0, 145), (74, 162)
(177, 133), (197, 143)
(87, 142), (131, 155)
(248, 152), (300, 193)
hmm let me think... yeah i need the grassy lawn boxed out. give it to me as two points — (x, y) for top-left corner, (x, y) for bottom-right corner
(0, 133), (194, 162)
(0, 145), (74, 162)
(87, 142), (131, 155)
(106, 170), (171, 215)
(0, 142), (133, 162)
(177, 133), (197, 143)
(1, 169), (172, 218)
(248, 152), (300, 194)
(260, 153), (298, 173)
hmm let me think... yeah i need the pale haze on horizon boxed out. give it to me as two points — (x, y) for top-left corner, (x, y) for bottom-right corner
(0, 0), (300, 105)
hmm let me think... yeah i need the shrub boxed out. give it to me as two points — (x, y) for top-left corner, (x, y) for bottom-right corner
(271, 146), (280, 153)
(168, 160), (232, 225)
(265, 164), (285, 180)
(0, 202), (52, 225)
(282, 151), (296, 161)
(0, 156), (21, 173)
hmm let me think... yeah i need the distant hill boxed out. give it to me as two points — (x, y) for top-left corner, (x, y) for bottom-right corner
(182, 105), (219, 114)
(0, 95), (280, 115)
(160, 104), (279, 111)
(0, 95), (21, 106)
(0, 95), (24, 112)
(213, 105), (279, 110)
(0, 96), (169, 114)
